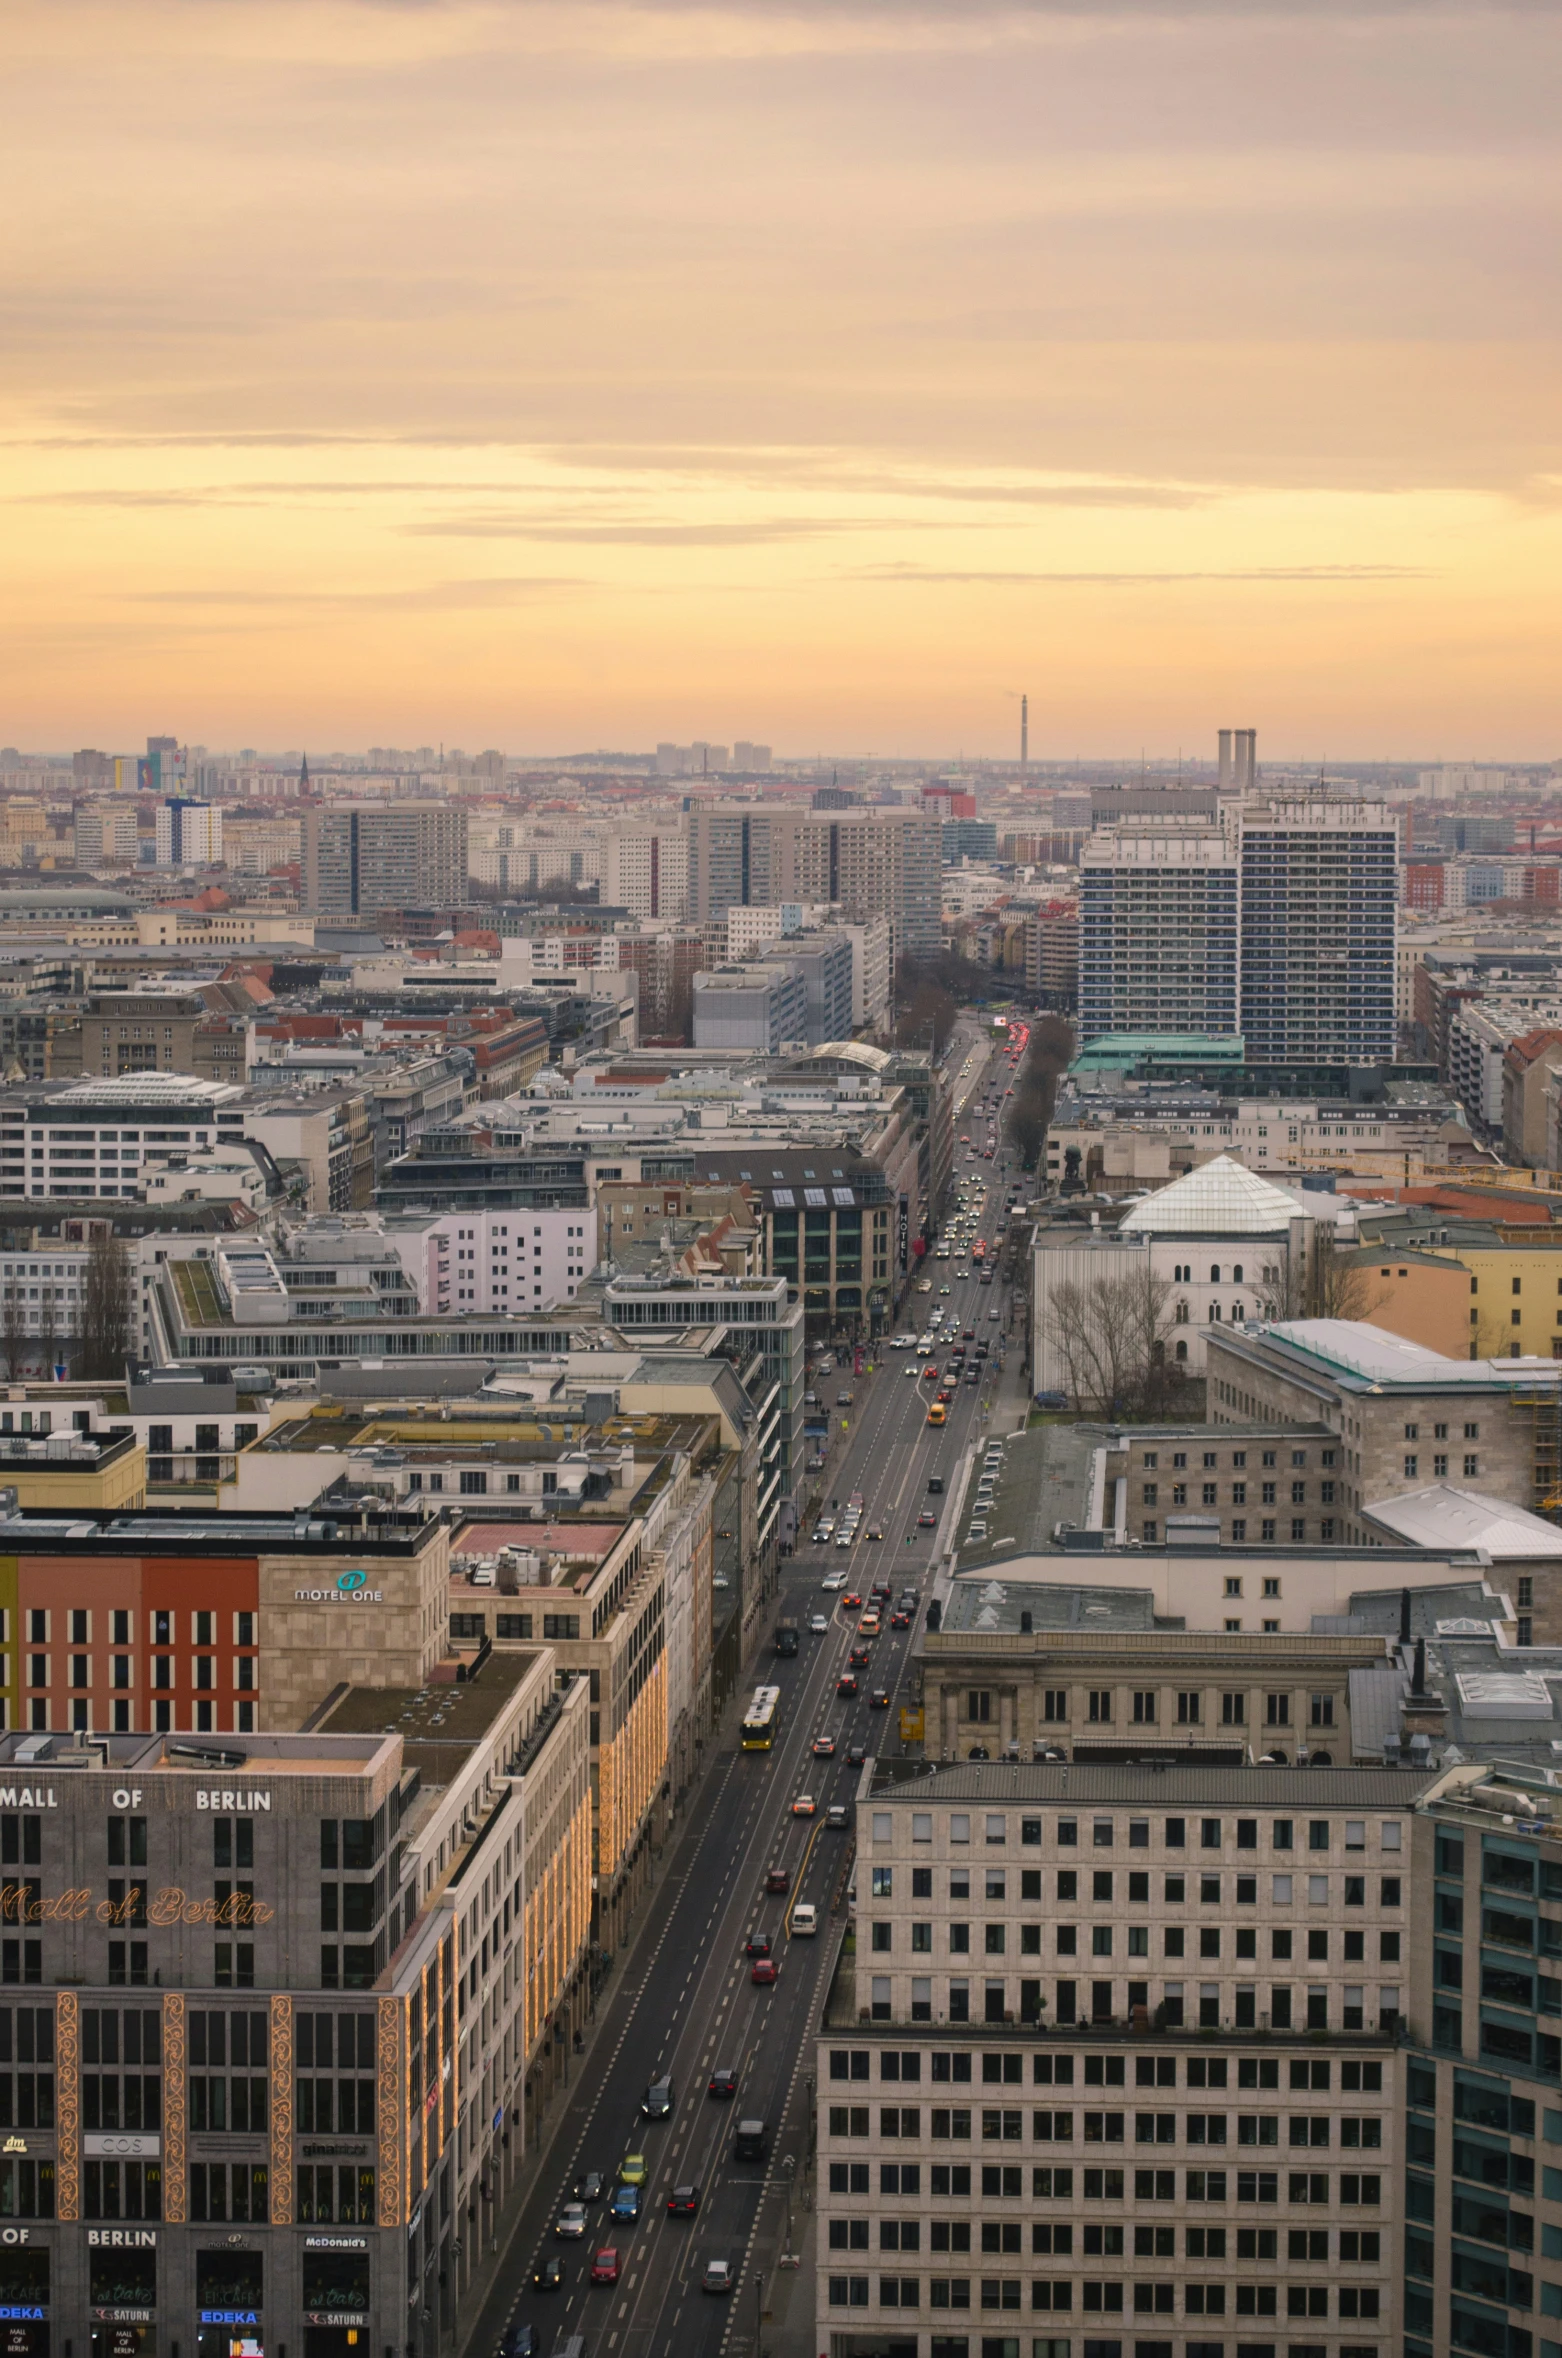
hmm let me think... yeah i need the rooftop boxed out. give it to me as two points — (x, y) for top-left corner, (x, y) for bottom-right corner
(1363, 1484), (1562, 1559)
(316, 1647), (539, 1786)
(866, 1760), (1434, 1806)
(1118, 1154), (1310, 1235)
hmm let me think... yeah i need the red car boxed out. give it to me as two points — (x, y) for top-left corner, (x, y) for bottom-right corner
(962, 1328), (976, 1340)
(917, 1511), (938, 1528)
(837, 1673), (859, 1698)
(751, 1957), (778, 1986)
(591, 2248), (620, 2284)
(921, 1364), (940, 1383)
(765, 1865), (789, 1894)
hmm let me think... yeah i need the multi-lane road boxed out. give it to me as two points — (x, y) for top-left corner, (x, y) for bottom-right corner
(467, 1035), (1026, 2358)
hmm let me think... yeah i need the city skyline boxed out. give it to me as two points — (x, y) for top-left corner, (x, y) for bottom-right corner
(4, 1), (1559, 755)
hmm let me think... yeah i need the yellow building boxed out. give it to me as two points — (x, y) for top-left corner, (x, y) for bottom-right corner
(1426, 1239), (1562, 1360)
(0, 1425), (146, 1511)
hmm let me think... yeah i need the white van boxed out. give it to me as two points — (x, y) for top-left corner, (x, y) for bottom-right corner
(790, 1903), (819, 1936)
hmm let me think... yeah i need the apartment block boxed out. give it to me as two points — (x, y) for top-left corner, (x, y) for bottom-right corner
(817, 1763), (1427, 2358)
(1238, 800), (1397, 1066)
(1078, 826), (1240, 1044)
(302, 804), (468, 917)
(688, 804), (942, 960)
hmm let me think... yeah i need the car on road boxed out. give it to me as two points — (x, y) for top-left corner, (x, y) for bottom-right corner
(764, 1865), (789, 1894)
(920, 1362), (940, 1383)
(939, 1285), (952, 1297)
(642, 2076), (674, 2118)
(708, 2067), (739, 2098)
(848, 1645), (870, 1668)
(928, 1472), (945, 1492)
(891, 1608), (912, 1629)
(836, 1390), (853, 1406)
(866, 1524), (883, 1541)
(858, 1612), (880, 1636)
(751, 1956), (778, 1986)
(962, 1327), (976, 1340)
(703, 2260), (736, 2296)
(826, 1803), (850, 1829)
(846, 1743), (866, 1767)
(499, 2327), (536, 2358)
(820, 1572), (846, 1592)
(812, 1520), (834, 1542)
(809, 1613), (829, 1634)
(667, 2183), (701, 2215)
(791, 1902), (819, 1935)
(916, 1279), (933, 1293)
(792, 1792), (816, 1814)
(813, 1733), (836, 1756)
(837, 1675), (859, 1697)
(609, 2183), (641, 2222)
(532, 2254), (564, 2293)
(904, 1364), (920, 1380)
(869, 1688), (891, 1709)
(556, 2202), (588, 2238)
(573, 2168), (605, 2202)
(618, 2154), (648, 2185)
(591, 2247), (620, 2284)
(989, 1307), (1002, 1321)
(746, 1927), (772, 1956)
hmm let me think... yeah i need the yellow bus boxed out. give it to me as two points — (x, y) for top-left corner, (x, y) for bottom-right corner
(741, 1685), (782, 1750)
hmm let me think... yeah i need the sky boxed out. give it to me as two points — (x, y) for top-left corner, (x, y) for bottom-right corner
(3, 0), (1560, 761)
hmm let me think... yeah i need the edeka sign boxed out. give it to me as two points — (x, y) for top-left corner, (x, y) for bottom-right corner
(294, 1568), (385, 1605)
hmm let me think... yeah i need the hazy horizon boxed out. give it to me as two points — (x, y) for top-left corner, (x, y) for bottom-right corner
(6, 1), (1558, 755)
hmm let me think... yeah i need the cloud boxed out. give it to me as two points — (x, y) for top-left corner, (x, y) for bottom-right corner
(125, 576), (586, 611)
(847, 562), (1430, 584)
(398, 515), (876, 544)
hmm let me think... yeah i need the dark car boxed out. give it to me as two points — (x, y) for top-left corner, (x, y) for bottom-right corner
(746, 1930), (772, 1959)
(826, 1803), (850, 1828)
(764, 1865), (789, 1895)
(532, 2254), (564, 2293)
(667, 2183), (702, 2215)
(642, 2076), (674, 2118)
(574, 2169), (606, 2202)
(927, 1475), (945, 1494)
(846, 1743), (866, 1767)
(500, 2328), (537, 2358)
(891, 1609), (912, 1629)
(837, 1673), (859, 1697)
(917, 1511), (938, 1529)
(708, 2067), (739, 2098)
(848, 1644), (871, 1668)
(869, 1689), (891, 1709)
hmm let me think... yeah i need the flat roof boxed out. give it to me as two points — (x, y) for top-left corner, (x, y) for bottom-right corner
(868, 1761), (1435, 1806)
(317, 1647), (537, 1781)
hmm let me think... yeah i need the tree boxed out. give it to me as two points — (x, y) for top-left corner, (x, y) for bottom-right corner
(1008, 1013), (1076, 1168)
(0, 1285), (24, 1382)
(1048, 1263), (1178, 1417)
(36, 1289), (59, 1381)
(79, 1230), (134, 1379)
(892, 980), (959, 1058)
(1278, 1230), (1391, 1325)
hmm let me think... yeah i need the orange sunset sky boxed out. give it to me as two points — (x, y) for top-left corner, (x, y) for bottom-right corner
(4, 0), (1559, 760)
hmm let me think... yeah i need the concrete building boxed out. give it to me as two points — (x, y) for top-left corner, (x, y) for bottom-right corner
(302, 803), (468, 917)
(1079, 823), (1240, 1043)
(153, 797), (222, 866)
(1238, 798), (1397, 1065)
(817, 1760), (1423, 2358)
(692, 961), (808, 1052)
(73, 802), (138, 868)
(688, 804), (943, 960)
(745, 930), (855, 1045)
(1032, 1159), (1317, 1391)
(600, 821), (689, 920)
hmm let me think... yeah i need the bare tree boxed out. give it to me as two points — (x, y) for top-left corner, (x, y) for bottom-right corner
(1277, 1230), (1392, 1324)
(1049, 1263), (1178, 1416)
(80, 1231), (134, 1379)
(0, 1286), (25, 1382)
(36, 1289), (59, 1381)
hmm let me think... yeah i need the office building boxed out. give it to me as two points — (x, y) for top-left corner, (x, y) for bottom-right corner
(302, 805), (468, 917)
(1078, 825), (1241, 1044)
(154, 800), (222, 867)
(600, 823), (689, 920)
(73, 804), (138, 868)
(1238, 800), (1397, 1065)
(817, 1761), (1422, 2358)
(692, 962), (808, 1053)
(688, 804), (942, 961)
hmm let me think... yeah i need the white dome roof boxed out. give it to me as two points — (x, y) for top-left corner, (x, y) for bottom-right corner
(1117, 1154), (1306, 1237)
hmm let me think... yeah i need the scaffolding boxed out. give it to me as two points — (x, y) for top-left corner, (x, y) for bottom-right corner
(1515, 1382), (1562, 1523)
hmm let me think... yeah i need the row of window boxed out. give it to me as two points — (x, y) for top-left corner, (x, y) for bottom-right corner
(826, 2280), (1383, 2318)
(827, 2161), (1378, 2206)
(1144, 1483), (1334, 1508)
(18, 1699), (257, 1737)
(1142, 1522), (1335, 1550)
(831, 2053), (1381, 2090)
(1000, 1698), (1341, 1729)
(14, 1607), (254, 1644)
(19, 1654), (256, 1689)
(870, 1867), (1400, 1907)
(869, 1815), (1402, 1853)
(861, 1983), (1400, 2030)
(867, 1926), (1403, 1963)
(830, 2107), (1384, 2147)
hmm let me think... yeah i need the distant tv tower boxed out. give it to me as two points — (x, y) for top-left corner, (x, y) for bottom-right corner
(1020, 694), (1029, 770)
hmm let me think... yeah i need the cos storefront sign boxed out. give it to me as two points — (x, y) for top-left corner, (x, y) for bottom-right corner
(294, 1572), (384, 1607)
